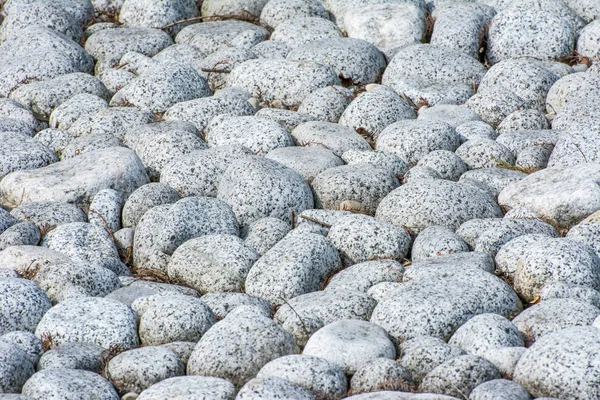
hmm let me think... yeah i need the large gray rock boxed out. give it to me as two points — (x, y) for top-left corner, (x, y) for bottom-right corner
(0, 147), (149, 208)
(449, 313), (524, 357)
(257, 354), (347, 400)
(160, 145), (252, 198)
(111, 61), (211, 112)
(136, 294), (216, 345)
(0, 341), (35, 393)
(34, 297), (139, 350)
(0, 278), (52, 336)
(217, 156), (314, 228)
(371, 266), (522, 341)
(136, 376), (236, 400)
(376, 180), (502, 234)
(245, 232), (341, 305)
(237, 377), (316, 400)
(167, 234), (259, 294)
(119, 0), (198, 34)
(400, 336), (466, 384)
(271, 17), (342, 49)
(0, 27), (94, 97)
(0, 132), (57, 180)
(121, 183), (180, 228)
(187, 309), (299, 387)
(22, 369), (119, 400)
(303, 319), (396, 374)
(37, 342), (105, 372)
(498, 163), (600, 229)
(513, 326), (600, 399)
(107, 346), (185, 394)
(227, 58), (339, 107)
(133, 196), (239, 273)
(175, 20), (269, 55)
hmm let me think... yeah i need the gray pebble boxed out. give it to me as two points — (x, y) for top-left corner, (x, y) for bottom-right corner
(342, 150), (409, 179)
(304, 319), (396, 375)
(465, 89), (528, 128)
(61, 133), (124, 160)
(200, 292), (273, 319)
(339, 85), (416, 142)
(265, 146), (343, 184)
(328, 214), (410, 264)
(22, 369), (119, 399)
(242, 217), (290, 256)
(0, 340), (35, 393)
(351, 358), (415, 395)
(133, 196), (239, 273)
(420, 355), (501, 398)
(228, 58), (339, 108)
(260, 0), (329, 28)
(496, 109), (550, 133)
(111, 61), (211, 113)
(371, 266), (522, 341)
(468, 379), (532, 400)
(205, 115), (292, 155)
(0, 330), (42, 365)
(0, 278), (52, 336)
(312, 164), (400, 215)
(187, 310), (299, 387)
(245, 232), (341, 305)
(35, 297), (139, 350)
(512, 298), (600, 344)
(481, 346), (526, 380)
(298, 85), (354, 123)
(217, 156), (313, 228)
(375, 179), (502, 234)
(455, 121), (497, 143)
(38, 341), (105, 372)
(459, 168), (526, 199)
(255, 108), (317, 132)
(236, 376), (317, 400)
(167, 234), (259, 294)
(49, 93), (108, 132)
(88, 189), (123, 233)
(68, 106), (155, 141)
(449, 314), (524, 357)
(119, 0), (198, 35)
(377, 120), (460, 167)
(513, 326), (600, 399)
(121, 183), (180, 228)
(0, 132), (58, 180)
(175, 20), (269, 55)
(271, 17), (342, 49)
(326, 260), (404, 293)
(291, 121), (371, 157)
(136, 376), (236, 400)
(411, 226), (470, 263)
(0, 222), (41, 251)
(418, 104), (482, 129)
(400, 336), (466, 384)
(257, 354), (347, 400)
(541, 281), (600, 308)
(107, 346), (185, 394)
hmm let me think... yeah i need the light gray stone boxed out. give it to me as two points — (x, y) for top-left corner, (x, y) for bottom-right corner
(227, 58), (339, 108)
(449, 314), (524, 357)
(298, 85), (354, 123)
(304, 319), (395, 375)
(245, 232), (341, 305)
(133, 196), (239, 273)
(88, 189), (123, 233)
(512, 298), (600, 344)
(200, 292), (273, 320)
(0, 278), (52, 336)
(481, 346), (526, 380)
(187, 310), (299, 386)
(35, 297), (139, 350)
(107, 346), (185, 394)
(350, 358), (415, 395)
(0, 132), (58, 180)
(469, 379), (532, 400)
(377, 120), (460, 167)
(0, 222), (41, 251)
(312, 164), (400, 215)
(420, 355), (501, 398)
(136, 376), (236, 400)
(291, 121), (371, 157)
(121, 183), (180, 228)
(217, 156), (314, 228)
(0, 340), (35, 393)
(265, 146), (343, 184)
(175, 20), (269, 55)
(339, 85), (416, 142)
(400, 336), (466, 384)
(341, 150), (409, 179)
(237, 377), (316, 399)
(22, 369), (119, 400)
(167, 234), (259, 294)
(119, 0), (198, 35)
(541, 281), (600, 308)
(260, 0), (329, 29)
(38, 341), (105, 372)
(0, 330), (42, 365)
(328, 214), (410, 264)
(326, 260), (404, 293)
(271, 17), (342, 49)
(376, 179), (502, 234)
(371, 266), (522, 341)
(257, 354), (347, 400)
(496, 109), (550, 133)
(513, 326), (600, 399)
(242, 217), (290, 256)
(411, 226), (470, 263)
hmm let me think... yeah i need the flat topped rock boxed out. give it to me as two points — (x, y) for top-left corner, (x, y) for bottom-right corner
(0, 147), (149, 208)
(498, 163), (600, 229)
